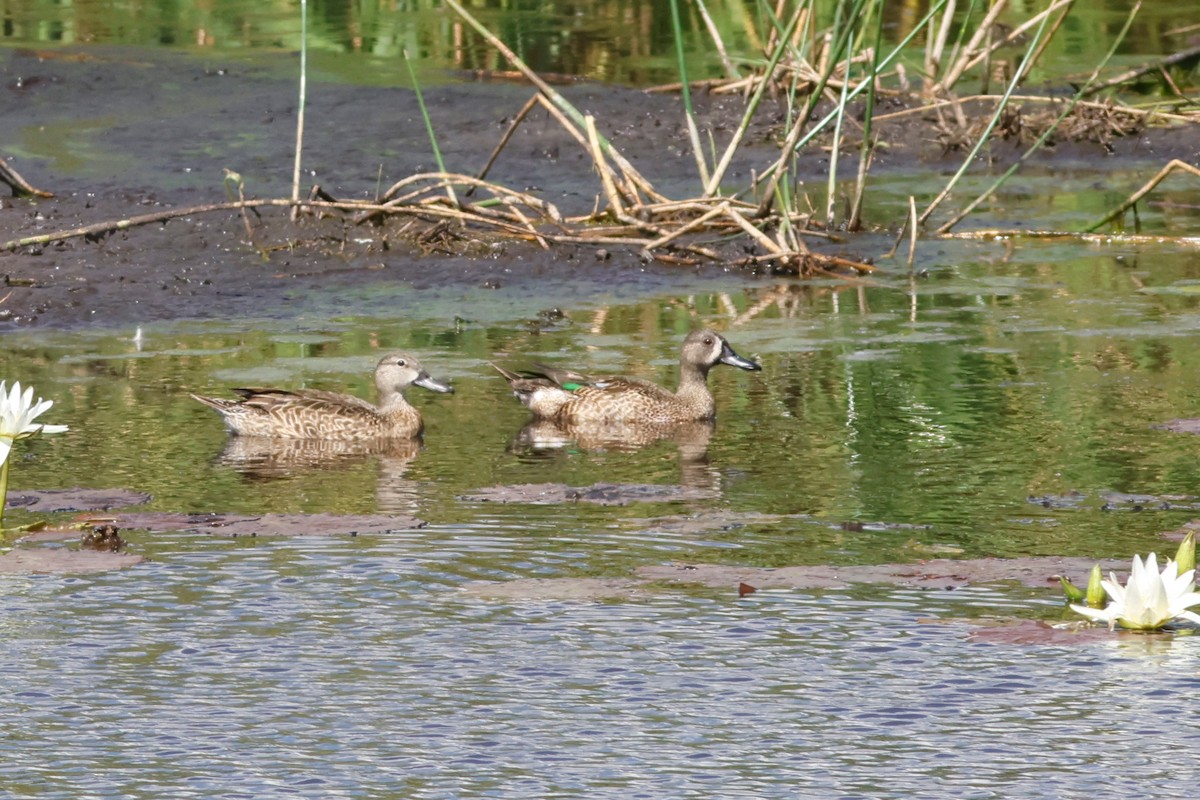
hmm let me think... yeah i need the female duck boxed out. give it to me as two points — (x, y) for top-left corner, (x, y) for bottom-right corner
(192, 352), (453, 440)
(494, 329), (760, 425)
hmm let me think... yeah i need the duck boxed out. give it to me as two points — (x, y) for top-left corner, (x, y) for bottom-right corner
(493, 329), (760, 425)
(191, 352), (453, 440)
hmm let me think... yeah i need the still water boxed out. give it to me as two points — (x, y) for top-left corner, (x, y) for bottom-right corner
(0, 0), (1180, 86)
(5, 242), (1200, 797)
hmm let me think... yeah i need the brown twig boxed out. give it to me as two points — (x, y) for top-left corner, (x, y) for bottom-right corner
(1083, 43), (1200, 96)
(441, 0), (663, 206)
(223, 169), (256, 240)
(469, 93), (540, 195)
(0, 155), (53, 198)
(1, 199), (291, 251)
(1085, 158), (1200, 231)
(935, 0), (1010, 94)
(584, 115), (633, 222)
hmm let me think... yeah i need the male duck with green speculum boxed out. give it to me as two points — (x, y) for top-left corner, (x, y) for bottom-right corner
(191, 352), (453, 440)
(493, 329), (761, 425)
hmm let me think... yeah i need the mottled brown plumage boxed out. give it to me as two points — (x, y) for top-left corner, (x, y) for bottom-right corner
(191, 352), (453, 440)
(494, 329), (760, 425)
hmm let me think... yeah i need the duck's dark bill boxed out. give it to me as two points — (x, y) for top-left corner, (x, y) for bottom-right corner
(720, 342), (762, 371)
(414, 373), (455, 393)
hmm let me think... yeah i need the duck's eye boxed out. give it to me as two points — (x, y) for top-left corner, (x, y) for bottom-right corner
(395, 359), (407, 367)
(703, 337), (714, 346)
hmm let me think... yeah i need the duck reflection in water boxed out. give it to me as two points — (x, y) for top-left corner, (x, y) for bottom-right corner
(510, 418), (720, 493)
(213, 436), (425, 515)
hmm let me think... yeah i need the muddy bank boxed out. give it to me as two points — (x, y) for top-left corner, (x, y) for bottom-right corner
(3, 46), (1197, 330)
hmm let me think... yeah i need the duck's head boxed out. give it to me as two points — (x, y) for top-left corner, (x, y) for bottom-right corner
(376, 352), (454, 395)
(681, 329), (761, 374)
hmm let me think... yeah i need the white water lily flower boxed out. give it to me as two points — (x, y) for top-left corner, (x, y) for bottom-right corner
(0, 380), (69, 466)
(1070, 553), (1200, 631)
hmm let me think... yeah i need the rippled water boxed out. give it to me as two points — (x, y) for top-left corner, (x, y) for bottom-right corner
(6, 242), (1200, 797)
(5, 537), (1200, 798)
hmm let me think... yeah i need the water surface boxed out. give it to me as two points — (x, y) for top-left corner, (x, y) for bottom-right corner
(0, 0), (1180, 86)
(4, 1), (1200, 791)
(5, 240), (1200, 797)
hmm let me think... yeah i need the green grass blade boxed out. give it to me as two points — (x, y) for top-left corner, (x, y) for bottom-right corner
(668, 0), (711, 185)
(918, 8), (1057, 227)
(403, 48), (457, 205)
(939, 5), (1139, 234)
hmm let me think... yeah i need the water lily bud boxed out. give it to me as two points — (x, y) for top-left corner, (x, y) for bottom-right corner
(1175, 531), (1195, 577)
(1060, 575), (1085, 603)
(1085, 563), (1106, 608)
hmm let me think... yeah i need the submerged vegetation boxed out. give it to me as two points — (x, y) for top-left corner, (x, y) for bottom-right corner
(2, 0), (1198, 274)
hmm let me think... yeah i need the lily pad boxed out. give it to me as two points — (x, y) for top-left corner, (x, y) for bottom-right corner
(1139, 283), (1200, 296)
(1157, 418), (1200, 434)
(1163, 521), (1200, 542)
(109, 511), (426, 537)
(624, 510), (802, 534)
(3, 488), (152, 513)
(459, 482), (714, 506)
(0, 547), (144, 574)
(1026, 491), (1089, 510)
(1026, 490), (1198, 512)
(634, 556), (1131, 591)
(460, 555), (1132, 600)
(461, 577), (650, 601)
(966, 619), (1116, 645)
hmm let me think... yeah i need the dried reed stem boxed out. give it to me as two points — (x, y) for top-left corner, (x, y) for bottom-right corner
(0, 155), (53, 198)
(724, 206), (785, 255)
(949, 0), (1074, 90)
(935, 0), (1009, 93)
(1085, 159), (1200, 232)
(924, 0), (957, 90)
(585, 115), (630, 221)
(470, 93), (540, 193)
(441, 0), (663, 205)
